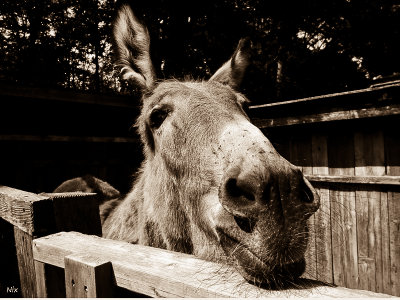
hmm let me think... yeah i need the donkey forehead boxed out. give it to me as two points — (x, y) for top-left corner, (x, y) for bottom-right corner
(144, 80), (248, 111)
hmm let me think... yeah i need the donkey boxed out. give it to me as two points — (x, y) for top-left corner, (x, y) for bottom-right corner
(57, 5), (320, 288)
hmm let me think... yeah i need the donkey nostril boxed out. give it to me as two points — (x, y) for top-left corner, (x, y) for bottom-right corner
(226, 178), (255, 202)
(234, 215), (257, 233)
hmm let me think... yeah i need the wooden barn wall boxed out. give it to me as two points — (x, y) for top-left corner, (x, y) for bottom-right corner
(0, 85), (143, 194)
(262, 115), (400, 296)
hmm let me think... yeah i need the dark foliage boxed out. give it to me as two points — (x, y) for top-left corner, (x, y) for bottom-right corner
(0, 0), (399, 103)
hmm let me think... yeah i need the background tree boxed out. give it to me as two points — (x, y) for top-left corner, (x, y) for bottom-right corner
(0, 0), (399, 104)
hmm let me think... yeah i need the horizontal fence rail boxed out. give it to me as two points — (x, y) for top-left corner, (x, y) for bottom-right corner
(32, 231), (394, 298)
(306, 175), (400, 186)
(1, 186), (395, 298)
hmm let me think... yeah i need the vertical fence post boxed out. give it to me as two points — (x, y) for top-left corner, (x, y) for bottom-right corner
(0, 187), (102, 297)
(64, 253), (114, 297)
(0, 187), (53, 297)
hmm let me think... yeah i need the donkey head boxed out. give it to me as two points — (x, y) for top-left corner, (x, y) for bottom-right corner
(114, 5), (319, 287)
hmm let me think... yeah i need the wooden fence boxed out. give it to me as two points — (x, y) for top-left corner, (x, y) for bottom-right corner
(249, 80), (400, 296)
(0, 82), (142, 194)
(1, 81), (399, 297)
(0, 186), (394, 298)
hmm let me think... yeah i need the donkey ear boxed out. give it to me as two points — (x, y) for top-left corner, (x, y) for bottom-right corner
(114, 5), (156, 91)
(209, 38), (252, 90)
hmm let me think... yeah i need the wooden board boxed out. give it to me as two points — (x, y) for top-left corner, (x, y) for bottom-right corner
(388, 191), (400, 296)
(64, 253), (113, 297)
(34, 262), (66, 297)
(354, 130), (385, 293)
(328, 132), (358, 289)
(385, 131), (400, 176)
(0, 186), (53, 235)
(384, 124), (400, 296)
(41, 192), (101, 236)
(32, 232), (394, 298)
(311, 134), (333, 283)
(14, 227), (37, 297)
(289, 134), (316, 279)
(306, 175), (400, 186)
(253, 104), (400, 128)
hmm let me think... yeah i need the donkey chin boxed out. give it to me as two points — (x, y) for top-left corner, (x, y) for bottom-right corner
(216, 222), (309, 288)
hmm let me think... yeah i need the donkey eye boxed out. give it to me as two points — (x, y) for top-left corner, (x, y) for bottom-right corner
(149, 108), (169, 129)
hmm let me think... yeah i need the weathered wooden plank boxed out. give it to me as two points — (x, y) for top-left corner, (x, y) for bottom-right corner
(342, 189), (359, 289)
(34, 261), (66, 297)
(289, 135), (315, 279)
(354, 130), (385, 293)
(34, 261), (47, 298)
(358, 257), (377, 293)
(330, 189), (345, 287)
(0, 134), (138, 143)
(249, 81), (400, 110)
(0, 218), (21, 297)
(41, 192), (101, 236)
(354, 131), (385, 176)
(374, 190), (384, 294)
(64, 253), (113, 297)
(381, 192), (392, 295)
(0, 186), (53, 235)
(311, 134), (333, 283)
(314, 187), (332, 284)
(33, 231), (393, 298)
(14, 227), (37, 298)
(289, 134), (313, 174)
(311, 134), (329, 175)
(385, 131), (400, 176)
(253, 104), (400, 128)
(328, 132), (358, 289)
(1, 187), (102, 297)
(0, 82), (138, 108)
(306, 175), (400, 186)
(385, 123), (400, 296)
(388, 191), (400, 296)
(356, 191), (380, 292)
(0, 187), (53, 298)
(304, 214), (317, 280)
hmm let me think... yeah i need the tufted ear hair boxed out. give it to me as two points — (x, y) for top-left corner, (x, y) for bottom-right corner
(113, 4), (156, 92)
(209, 38), (252, 90)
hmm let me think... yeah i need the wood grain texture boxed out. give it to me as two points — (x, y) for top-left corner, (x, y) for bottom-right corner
(0, 186), (53, 235)
(306, 175), (400, 185)
(388, 192), (400, 296)
(311, 134), (333, 283)
(249, 81), (400, 111)
(381, 192), (392, 294)
(14, 227), (37, 297)
(328, 132), (358, 289)
(385, 132), (400, 176)
(252, 104), (400, 128)
(290, 134), (315, 279)
(64, 253), (113, 297)
(0, 134), (138, 143)
(354, 130), (385, 293)
(34, 261), (47, 298)
(0, 82), (137, 108)
(41, 192), (101, 236)
(33, 232), (394, 298)
(34, 261), (66, 297)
